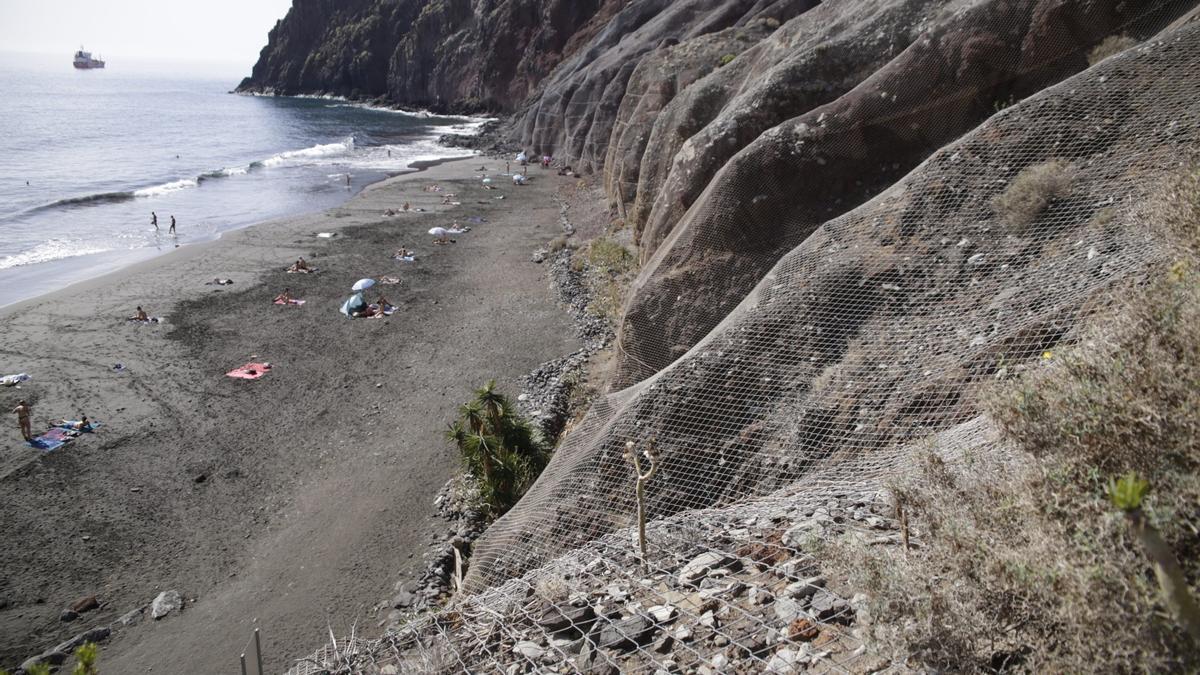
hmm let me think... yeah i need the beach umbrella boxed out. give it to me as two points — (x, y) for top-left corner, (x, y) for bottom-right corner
(352, 278), (375, 292)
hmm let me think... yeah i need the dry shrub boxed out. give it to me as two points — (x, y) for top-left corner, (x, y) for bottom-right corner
(992, 160), (1075, 230)
(1144, 164), (1200, 252)
(584, 237), (637, 321)
(548, 235), (568, 252)
(1089, 35), (1139, 65)
(830, 253), (1200, 668)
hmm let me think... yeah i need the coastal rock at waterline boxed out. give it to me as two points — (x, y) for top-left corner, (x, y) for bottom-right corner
(150, 590), (183, 619)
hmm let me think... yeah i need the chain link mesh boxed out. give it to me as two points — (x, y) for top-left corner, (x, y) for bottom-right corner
(288, 4), (1199, 673)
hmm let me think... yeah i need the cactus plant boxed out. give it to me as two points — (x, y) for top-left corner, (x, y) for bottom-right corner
(1109, 473), (1200, 644)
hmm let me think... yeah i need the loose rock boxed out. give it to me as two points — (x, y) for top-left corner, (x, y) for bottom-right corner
(150, 590), (183, 619)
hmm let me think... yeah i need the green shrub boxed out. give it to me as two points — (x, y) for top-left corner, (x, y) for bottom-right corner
(585, 238), (634, 274)
(73, 641), (99, 675)
(445, 381), (549, 517)
(25, 664), (51, 675)
(991, 159), (1075, 230)
(718, 53), (736, 67)
(1088, 35), (1138, 65)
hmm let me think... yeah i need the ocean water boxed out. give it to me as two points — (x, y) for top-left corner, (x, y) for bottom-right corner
(0, 52), (481, 307)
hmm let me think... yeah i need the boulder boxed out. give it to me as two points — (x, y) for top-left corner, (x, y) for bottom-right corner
(150, 590), (183, 619)
(677, 551), (735, 585)
(595, 614), (655, 651)
(70, 595), (99, 613)
(538, 603), (597, 636)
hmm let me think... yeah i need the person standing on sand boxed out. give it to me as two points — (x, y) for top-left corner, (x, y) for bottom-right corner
(169, 215), (176, 235)
(151, 211), (158, 231)
(13, 399), (32, 441)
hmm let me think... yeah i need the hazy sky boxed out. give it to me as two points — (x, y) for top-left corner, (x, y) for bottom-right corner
(0, 0), (294, 69)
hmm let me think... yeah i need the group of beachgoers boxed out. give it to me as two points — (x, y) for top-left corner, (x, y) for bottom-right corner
(12, 153), (562, 441)
(12, 399), (92, 443)
(151, 211), (177, 235)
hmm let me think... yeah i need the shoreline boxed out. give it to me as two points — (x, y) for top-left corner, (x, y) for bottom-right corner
(0, 154), (476, 313)
(0, 155), (579, 673)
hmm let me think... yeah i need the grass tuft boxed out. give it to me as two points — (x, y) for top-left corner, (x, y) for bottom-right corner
(1089, 35), (1138, 65)
(992, 159), (1075, 230)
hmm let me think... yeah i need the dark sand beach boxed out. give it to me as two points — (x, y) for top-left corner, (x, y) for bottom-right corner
(0, 158), (578, 673)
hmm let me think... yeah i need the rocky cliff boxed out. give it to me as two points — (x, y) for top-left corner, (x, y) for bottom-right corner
(237, 0), (621, 112)
(249, 0), (1200, 672)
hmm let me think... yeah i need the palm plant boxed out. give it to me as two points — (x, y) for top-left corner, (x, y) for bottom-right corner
(445, 381), (549, 516)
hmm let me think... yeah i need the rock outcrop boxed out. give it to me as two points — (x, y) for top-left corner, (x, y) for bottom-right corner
(466, 11), (1200, 591)
(513, 0), (819, 173)
(609, 0), (1193, 386)
(237, 0), (621, 112)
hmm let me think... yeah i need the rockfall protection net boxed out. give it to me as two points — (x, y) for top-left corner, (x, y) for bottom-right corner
(289, 5), (1200, 674)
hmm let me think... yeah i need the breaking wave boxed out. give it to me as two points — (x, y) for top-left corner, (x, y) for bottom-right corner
(4, 138), (361, 221)
(0, 239), (114, 271)
(260, 138), (355, 167)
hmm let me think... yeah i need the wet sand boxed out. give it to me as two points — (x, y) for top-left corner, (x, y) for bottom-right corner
(0, 158), (577, 673)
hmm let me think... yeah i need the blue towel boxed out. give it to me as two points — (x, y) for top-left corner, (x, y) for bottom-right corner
(27, 428), (71, 451)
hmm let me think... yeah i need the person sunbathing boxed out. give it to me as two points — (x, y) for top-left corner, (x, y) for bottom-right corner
(288, 257), (311, 273)
(402, 201), (411, 211)
(430, 226), (455, 244)
(375, 293), (393, 311)
(54, 415), (91, 431)
(131, 306), (149, 321)
(393, 247), (412, 259)
(274, 288), (293, 304)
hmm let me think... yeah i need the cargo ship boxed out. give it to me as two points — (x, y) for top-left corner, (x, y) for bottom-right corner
(73, 47), (105, 69)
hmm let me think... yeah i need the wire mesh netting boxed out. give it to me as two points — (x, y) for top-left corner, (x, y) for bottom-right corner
(289, 3), (1200, 673)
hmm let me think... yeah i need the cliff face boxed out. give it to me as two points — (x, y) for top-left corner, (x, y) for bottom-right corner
(246, 0), (1192, 381)
(256, 0), (1200, 671)
(238, 0), (620, 112)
